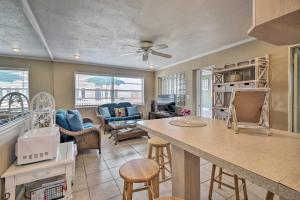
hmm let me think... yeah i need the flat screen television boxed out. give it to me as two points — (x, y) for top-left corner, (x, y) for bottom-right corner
(156, 94), (175, 105)
(156, 94), (176, 112)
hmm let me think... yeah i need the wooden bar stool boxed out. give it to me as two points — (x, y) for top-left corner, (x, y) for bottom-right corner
(209, 164), (276, 200)
(148, 137), (172, 181)
(155, 197), (184, 200)
(119, 158), (160, 200)
(208, 164), (248, 200)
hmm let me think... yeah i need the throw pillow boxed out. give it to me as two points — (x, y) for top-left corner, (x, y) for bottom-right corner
(56, 109), (71, 130)
(67, 110), (84, 131)
(99, 107), (111, 118)
(114, 107), (126, 117)
(127, 106), (139, 116)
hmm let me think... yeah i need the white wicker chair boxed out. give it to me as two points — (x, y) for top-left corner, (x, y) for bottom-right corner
(30, 92), (56, 129)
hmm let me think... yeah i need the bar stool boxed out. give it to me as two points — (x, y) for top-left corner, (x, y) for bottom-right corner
(209, 165), (276, 200)
(148, 137), (172, 181)
(155, 197), (184, 200)
(208, 164), (248, 200)
(119, 158), (160, 200)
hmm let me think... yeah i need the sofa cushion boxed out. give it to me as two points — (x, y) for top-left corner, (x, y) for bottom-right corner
(105, 116), (125, 123)
(67, 110), (84, 131)
(100, 103), (118, 117)
(105, 115), (141, 123)
(114, 107), (126, 117)
(83, 122), (94, 129)
(127, 106), (139, 116)
(56, 109), (71, 130)
(99, 107), (111, 118)
(124, 115), (141, 120)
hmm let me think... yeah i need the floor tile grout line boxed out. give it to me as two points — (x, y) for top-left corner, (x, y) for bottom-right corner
(83, 153), (95, 200)
(81, 147), (120, 199)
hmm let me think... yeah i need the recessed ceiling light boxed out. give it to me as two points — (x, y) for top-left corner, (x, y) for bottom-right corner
(74, 54), (81, 59)
(12, 48), (21, 52)
(150, 64), (154, 69)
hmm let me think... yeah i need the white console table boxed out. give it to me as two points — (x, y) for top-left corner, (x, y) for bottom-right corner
(1, 142), (75, 200)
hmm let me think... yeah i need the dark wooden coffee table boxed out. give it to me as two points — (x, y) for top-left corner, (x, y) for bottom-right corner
(108, 120), (150, 145)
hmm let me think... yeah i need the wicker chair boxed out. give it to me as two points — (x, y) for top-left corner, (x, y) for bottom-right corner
(95, 103), (143, 134)
(95, 107), (109, 134)
(59, 117), (101, 153)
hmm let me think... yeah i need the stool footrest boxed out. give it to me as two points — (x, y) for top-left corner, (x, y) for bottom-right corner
(213, 179), (235, 190)
(133, 186), (148, 193)
(159, 176), (172, 183)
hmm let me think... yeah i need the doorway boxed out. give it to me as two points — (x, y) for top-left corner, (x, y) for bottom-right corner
(289, 46), (300, 132)
(196, 68), (213, 118)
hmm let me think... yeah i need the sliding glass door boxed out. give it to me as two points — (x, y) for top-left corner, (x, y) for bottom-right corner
(290, 47), (300, 132)
(196, 69), (212, 118)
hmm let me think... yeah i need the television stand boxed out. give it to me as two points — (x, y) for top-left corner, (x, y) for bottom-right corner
(148, 111), (182, 120)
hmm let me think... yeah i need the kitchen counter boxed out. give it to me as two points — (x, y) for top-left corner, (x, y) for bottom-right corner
(137, 116), (300, 200)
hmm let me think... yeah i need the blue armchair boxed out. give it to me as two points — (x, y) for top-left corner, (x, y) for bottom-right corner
(56, 109), (101, 153)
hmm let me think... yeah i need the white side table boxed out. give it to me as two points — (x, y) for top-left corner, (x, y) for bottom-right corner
(1, 142), (75, 200)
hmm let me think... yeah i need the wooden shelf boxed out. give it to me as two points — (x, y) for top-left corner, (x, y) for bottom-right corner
(214, 63), (266, 73)
(213, 80), (265, 86)
(212, 107), (229, 110)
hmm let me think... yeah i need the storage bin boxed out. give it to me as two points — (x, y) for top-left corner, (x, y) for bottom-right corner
(225, 83), (238, 92)
(213, 109), (228, 120)
(213, 85), (225, 92)
(239, 82), (255, 88)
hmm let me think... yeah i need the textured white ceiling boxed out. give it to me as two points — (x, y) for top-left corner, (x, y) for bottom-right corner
(0, 0), (49, 58)
(0, 0), (252, 69)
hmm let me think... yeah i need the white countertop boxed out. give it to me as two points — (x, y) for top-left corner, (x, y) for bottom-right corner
(137, 116), (300, 198)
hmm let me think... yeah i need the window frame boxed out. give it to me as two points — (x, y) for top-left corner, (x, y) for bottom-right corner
(158, 71), (186, 106)
(0, 67), (30, 99)
(74, 72), (145, 108)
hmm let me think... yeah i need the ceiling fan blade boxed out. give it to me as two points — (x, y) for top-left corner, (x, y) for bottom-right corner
(121, 49), (144, 56)
(143, 52), (148, 61)
(121, 52), (138, 56)
(150, 49), (172, 58)
(153, 44), (168, 50)
(123, 44), (140, 48)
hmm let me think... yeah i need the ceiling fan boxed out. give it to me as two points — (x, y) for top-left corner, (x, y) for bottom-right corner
(122, 41), (172, 61)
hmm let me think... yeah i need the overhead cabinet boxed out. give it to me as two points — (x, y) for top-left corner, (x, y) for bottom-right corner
(248, 0), (300, 45)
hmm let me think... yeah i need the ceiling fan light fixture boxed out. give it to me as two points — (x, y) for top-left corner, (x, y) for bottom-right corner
(12, 47), (21, 52)
(74, 54), (81, 59)
(122, 41), (171, 61)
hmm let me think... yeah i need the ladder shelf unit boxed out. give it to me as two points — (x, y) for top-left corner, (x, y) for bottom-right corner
(212, 55), (269, 120)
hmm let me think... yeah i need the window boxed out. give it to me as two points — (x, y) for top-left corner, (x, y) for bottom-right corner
(75, 73), (144, 106)
(0, 69), (29, 99)
(158, 72), (186, 106)
(202, 78), (209, 91)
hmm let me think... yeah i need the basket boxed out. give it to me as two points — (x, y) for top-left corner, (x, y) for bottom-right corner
(229, 74), (243, 82)
(27, 177), (66, 200)
(44, 185), (64, 200)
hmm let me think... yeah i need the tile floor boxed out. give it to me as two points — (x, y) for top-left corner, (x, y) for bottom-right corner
(72, 132), (279, 200)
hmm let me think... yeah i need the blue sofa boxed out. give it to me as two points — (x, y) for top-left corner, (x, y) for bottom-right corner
(95, 102), (142, 134)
